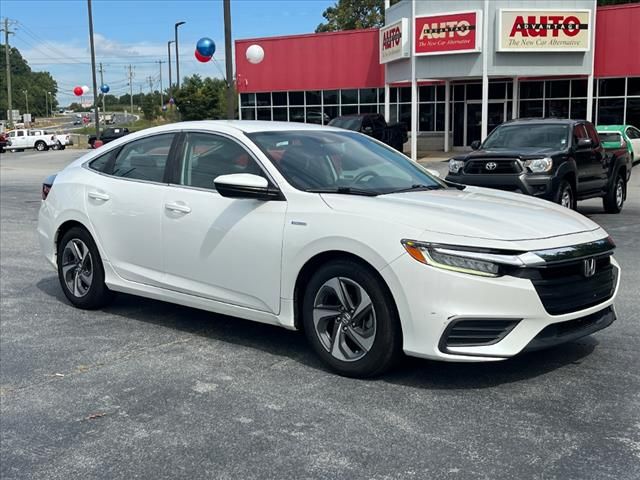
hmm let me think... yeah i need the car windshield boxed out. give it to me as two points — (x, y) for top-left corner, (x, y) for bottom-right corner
(248, 130), (445, 195)
(598, 132), (622, 143)
(328, 117), (363, 131)
(482, 124), (570, 150)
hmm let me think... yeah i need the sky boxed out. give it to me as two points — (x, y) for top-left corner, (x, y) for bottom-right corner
(2, 0), (333, 105)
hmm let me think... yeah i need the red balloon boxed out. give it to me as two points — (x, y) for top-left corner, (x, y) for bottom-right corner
(73, 86), (83, 96)
(194, 49), (211, 63)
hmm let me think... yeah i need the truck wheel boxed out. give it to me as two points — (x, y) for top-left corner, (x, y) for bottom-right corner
(603, 173), (625, 214)
(555, 180), (575, 210)
(52, 142), (61, 151)
(35, 141), (46, 151)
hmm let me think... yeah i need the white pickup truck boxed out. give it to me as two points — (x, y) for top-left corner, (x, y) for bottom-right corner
(30, 129), (73, 150)
(5, 129), (58, 152)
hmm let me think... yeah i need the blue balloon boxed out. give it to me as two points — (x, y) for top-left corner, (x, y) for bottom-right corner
(196, 37), (216, 58)
(100, 84), (110, 93)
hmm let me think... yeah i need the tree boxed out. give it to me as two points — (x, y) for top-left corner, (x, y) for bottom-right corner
(316, 0), (385, 32)
(173, 75), (227, 121)
(0, 45), (58, 119)
(141, 94), (159, 120)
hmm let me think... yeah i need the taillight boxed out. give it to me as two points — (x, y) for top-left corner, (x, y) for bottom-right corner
(42, 183), (52, 200)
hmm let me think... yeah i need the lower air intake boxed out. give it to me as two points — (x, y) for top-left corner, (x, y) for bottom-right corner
(442, 319), (521, 348)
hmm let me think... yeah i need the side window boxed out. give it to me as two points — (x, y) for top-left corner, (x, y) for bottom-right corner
(362, 117), (373, 130)
(8, 131), (15, 138)
(372, 115), (386, 130)
(111, 134), (174, 182)
(584, 123), (600, 146)
(179, 132), (265, 190)
(88, 149), (118, 173)
(626, 127), (640, 139)
(17, 131), (24, 137)
(573, 125), (588, 144)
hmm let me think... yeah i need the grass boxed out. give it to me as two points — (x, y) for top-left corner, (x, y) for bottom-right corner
(74, 118), (170, 135)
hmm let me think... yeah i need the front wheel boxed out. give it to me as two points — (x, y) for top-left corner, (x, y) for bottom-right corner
(35, 141), (46, 151)
(302, 260), (402, 378)
(603, 173), (625, 213)
(57, 227), (113, 309)
(554, 180), (575, 210)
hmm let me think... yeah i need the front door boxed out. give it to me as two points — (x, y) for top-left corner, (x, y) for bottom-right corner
(161, 132), (286, 314)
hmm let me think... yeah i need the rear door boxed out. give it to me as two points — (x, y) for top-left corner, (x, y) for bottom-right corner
(161, 131), (286, 313)
(84, 132), (178, 286)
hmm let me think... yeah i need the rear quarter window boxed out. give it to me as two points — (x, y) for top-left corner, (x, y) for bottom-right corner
(88, 149), (118, 173)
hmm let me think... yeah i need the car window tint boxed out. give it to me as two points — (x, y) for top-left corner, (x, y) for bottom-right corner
(111, 134), (174, 182)
(179, 133), (265, 190)
(17, 131), (24, 137)
(627, 127), (640, 139)
(372, 115), (386, 130)
(584, 123), (600, 146)
(88, 149), (117, 173)
(573, 125), (588, 143)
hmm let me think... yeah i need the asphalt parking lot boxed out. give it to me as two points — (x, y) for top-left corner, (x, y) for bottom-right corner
(1, 149), (639, 480)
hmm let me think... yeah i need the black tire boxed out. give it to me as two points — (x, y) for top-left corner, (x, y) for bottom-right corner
(35, 141), (46, 151)
(554, 179), (575, 210)
(603, 173), (625, 214)
(302, 259), (402, 378)
(57, 227), (113, 309)
(52, 142), (61, 151)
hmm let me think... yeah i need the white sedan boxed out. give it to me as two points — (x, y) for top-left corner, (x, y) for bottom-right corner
(38, 121), (620, 377)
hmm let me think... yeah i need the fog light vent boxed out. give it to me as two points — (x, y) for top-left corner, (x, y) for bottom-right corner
(443, 319), (520, 348)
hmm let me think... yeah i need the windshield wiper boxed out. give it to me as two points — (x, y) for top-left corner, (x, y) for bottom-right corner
(307, 187), (379, 196)
(380, 184), (441, 195)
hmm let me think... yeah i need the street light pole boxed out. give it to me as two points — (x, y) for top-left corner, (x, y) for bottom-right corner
(167, 40), (174, 91)
(48, 92), (52, 117)
(174, 21), (185, 90)
(223, 0), (234, 119)
(44, 91), (48, 118)
(87, 0), (100, 138)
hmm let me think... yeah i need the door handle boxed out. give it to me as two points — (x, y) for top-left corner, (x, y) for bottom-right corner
(88, 191), (110, 201)
(164, 202), (191, 214)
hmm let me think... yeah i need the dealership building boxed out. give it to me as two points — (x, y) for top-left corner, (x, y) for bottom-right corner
(235, 1), (640, 158)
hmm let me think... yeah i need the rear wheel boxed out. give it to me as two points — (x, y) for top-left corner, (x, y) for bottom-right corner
(603, 173), (625, 213)
(302, 260), (402, 378)
(57, 227), (113, 309)
(555, 180), (575, 210)
(52, 142), (62, 151)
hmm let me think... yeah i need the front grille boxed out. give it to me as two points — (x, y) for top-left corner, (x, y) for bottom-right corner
(443, 319), (520, 348)
(512, 256), (617, 315)
(535, 307), (613, 340)
(464, 159), (522, 174)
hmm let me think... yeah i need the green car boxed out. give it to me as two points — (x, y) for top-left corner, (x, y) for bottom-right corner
(597, 124), (640, 165)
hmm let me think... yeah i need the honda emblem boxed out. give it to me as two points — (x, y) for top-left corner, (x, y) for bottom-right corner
(583, 258), (596, 278)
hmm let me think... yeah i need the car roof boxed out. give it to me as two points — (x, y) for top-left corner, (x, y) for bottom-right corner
(596, 125), (627, 132)
(117, 120), (345, 136)
(502, 118), (581, 126)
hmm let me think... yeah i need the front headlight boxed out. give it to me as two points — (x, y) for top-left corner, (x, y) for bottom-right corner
(448, 159), (465, 174)
(523, 157), (553, 173)
(401, 240), (500, 277)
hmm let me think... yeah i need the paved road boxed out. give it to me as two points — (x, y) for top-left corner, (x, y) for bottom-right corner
(1, 149), (639, 480)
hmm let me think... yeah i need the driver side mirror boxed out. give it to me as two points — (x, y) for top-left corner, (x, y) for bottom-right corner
(214, 174), (284, 201)
(470, 140), (481, 150)
(362, 126), (373, 134)
(576, 138), (593, 149)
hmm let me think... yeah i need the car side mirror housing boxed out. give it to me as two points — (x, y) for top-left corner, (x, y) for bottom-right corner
(362, 126), (373, 134)
(576, 138), (593, 149)
(214, 173), (284, 201)
(470, 140), (481, 150)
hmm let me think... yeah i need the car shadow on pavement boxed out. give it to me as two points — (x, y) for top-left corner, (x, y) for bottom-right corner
(37, 276), (598, 389)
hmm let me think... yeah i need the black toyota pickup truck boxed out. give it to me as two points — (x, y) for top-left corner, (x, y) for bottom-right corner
(329, 113), (408, 152)
(445, 118), (632, 213)
(88, 127), (129, 148)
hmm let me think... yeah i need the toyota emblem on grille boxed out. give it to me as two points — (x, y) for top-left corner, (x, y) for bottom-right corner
(583, 258), (596, 278)
(485, 162), (497, 171)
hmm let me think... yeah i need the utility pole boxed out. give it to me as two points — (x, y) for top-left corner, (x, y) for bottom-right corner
(44, 91), (48, 118)
(127, 64), (134, 122)
(98, 62), (106, 115)
(2, 18), (15, 126)
(157, 60), (164, 107)
(148, 76), (153, 93)
(167, 41), (174, 93)
(87, 0), (100, 138)
(174, 21), (185, 89)
(23, 89), (28, 114)
(223, 0), (234, 119)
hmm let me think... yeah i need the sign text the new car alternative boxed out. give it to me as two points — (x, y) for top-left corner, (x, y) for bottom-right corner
(415, 11), (481, 56)
(379, 18), (409, 64)
(499, 10), (591, 52)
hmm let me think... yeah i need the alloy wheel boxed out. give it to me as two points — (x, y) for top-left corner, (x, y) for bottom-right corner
(61, 238), (94, 298)
(615, 178), (624, 209)
(561, 186), (572, 209)
(312, 276), (376, 362)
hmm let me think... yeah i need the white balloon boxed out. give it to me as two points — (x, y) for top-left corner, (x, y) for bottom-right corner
(246, 44), (264, 64)
(81, 85), (90, 94)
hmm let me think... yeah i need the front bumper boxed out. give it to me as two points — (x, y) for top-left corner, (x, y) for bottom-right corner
(385, 253), (620, 362)
(445, 171), (559, 200)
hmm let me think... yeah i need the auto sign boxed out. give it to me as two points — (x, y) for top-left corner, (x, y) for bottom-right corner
(415, 11), (482, 56)
(379, 18), (409, 64)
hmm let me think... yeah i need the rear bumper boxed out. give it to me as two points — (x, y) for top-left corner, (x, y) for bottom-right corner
(445, 171), (560, 200)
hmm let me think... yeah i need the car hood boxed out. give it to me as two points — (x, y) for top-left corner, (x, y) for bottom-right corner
(320, 186), (600, 241)
(454, 147), (563, 160)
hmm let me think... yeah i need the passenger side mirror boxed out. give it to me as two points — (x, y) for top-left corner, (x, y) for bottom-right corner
(214, 173), (283, 201)
(576, 138), (592, 149)
(470, 140), (481, 150)
(362, 126), (373, 134)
